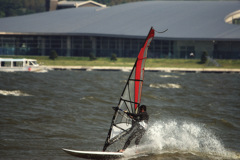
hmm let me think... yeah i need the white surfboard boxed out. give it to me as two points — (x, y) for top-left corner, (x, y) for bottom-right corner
(62, 148), (123, 159)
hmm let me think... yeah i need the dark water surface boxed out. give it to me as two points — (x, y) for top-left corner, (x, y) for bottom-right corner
(0, 70), (240, 160)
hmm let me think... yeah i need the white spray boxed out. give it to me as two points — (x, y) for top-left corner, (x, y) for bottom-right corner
(124, 120), (238, 159)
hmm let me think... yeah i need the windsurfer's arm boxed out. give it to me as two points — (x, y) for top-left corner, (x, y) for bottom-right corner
(125, 112), (138, 119)
(119, 109), (138, 119)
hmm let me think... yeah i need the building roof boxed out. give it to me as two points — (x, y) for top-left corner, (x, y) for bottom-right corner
(0, 1), (239, 40)
(57, 0), (107, 8)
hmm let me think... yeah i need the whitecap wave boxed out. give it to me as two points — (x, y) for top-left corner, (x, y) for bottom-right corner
(0, 90), (32, 96)
(159, 75), (179, 78)
(146, 121), (224, 153)
(149, 83), (181, 89)
(125, 120), (238, 159)
(80, 96), (94, 100)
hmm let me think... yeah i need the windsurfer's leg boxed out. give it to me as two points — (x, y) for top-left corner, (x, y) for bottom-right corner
(122, 130), (138, 150)
(135, 129), (145, 145)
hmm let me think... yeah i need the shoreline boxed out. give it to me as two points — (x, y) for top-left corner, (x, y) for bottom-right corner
(47, 66), (240, 73)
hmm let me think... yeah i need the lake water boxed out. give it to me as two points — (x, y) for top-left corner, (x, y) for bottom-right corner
(0, 70), (239, 160)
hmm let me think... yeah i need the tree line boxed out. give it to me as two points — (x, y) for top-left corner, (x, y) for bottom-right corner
(0, 0), (45, 18)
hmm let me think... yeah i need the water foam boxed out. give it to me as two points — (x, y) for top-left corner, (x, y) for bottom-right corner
(0, 90), (32, 96)
(149, 83), (181, 89)
(159, 75), (179, 78)
(125, 120), (238, 159)
(147, 121), (224, 153)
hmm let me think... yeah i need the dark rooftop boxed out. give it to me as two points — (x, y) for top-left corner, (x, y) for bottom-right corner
(0, 1), (239, 40)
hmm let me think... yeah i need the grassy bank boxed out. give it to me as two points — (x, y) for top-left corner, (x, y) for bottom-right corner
(1, 55), (240, 69)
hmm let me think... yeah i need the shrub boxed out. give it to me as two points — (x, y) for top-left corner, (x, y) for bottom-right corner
(200, 51), (208, 64)
(89, 53), (97, 61)
(110, 53), (117, 61)
(49, 50), (58, 60)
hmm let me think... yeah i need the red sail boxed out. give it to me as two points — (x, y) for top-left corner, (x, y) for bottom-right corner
(134, 28), (155, 110)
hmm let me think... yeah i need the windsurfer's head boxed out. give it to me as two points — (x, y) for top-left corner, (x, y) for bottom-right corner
(140, 105), (147, 112)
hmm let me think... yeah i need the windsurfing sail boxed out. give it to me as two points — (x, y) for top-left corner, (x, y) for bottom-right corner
(103, 27), (155, 151)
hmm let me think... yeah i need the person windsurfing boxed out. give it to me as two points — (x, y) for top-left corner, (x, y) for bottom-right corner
(102, 27), (167, 152)
(119, 105), (149, 152)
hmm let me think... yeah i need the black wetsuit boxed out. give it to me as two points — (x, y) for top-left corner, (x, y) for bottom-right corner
(122, 111), (149, 150)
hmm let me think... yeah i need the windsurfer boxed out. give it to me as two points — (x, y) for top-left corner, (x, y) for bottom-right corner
(119, 105), (149, 152)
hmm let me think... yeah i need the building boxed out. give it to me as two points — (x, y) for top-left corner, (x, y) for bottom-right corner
(46, 0), (107, 11)
(0, 1), (240, 59)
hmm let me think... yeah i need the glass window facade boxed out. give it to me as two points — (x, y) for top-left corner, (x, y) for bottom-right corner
(0, 35), (239, 59)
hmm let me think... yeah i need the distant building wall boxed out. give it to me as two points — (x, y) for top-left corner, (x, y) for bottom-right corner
(214, 41), (240, 59)
(175, 40), (214, 59)
(46, 0), (58, 11)
(0, 35), (239, 59)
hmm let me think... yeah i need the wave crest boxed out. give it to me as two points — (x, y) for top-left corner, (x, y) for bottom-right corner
(149, 83), (181, 89)
(0, 90), (32, 96)
(159, 75), (179, 78)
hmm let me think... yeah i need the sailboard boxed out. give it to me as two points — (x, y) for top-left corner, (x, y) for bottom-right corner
(103, 27), (156, 151)
(62, 148), (123, 159)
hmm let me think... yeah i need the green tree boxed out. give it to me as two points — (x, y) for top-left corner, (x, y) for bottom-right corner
(200, 51), (208, 64)
(0, 11), (6, 18)
(89, 53), (97, 61)
(0, 0), (45, 18)
(110, 53), (117, 61)
(49, 50), (58, 60)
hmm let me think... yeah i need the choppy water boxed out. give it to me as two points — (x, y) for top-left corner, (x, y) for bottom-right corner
(0, 70), (239, 160)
